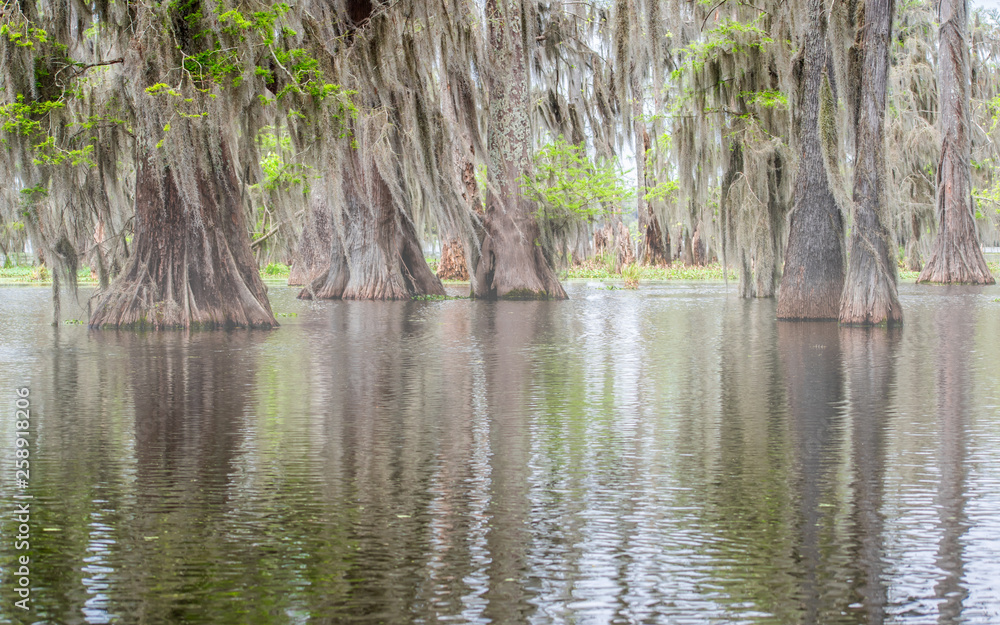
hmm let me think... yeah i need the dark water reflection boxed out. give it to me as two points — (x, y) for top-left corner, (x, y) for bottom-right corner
(2, 282), (1000, 624)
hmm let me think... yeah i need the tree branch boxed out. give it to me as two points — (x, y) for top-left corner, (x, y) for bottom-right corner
(72, 58), (124, 78)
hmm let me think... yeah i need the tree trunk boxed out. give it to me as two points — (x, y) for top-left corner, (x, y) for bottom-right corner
(776, 0), (845, 320)
(438, 238), (469, 280)
(474, 0), (566, 300)
(288, 200), (334, 287)
(302, 152), (445, 300)
(839, 0), (903, 325)
(614, 220), (635, 270)
(682, 226), (694, 265)
(440, 76), (482, 286)
(633, 82), (667, 267)
(917, 0), (994, 284)
(691, 220), (707, 266)
(906, 214), (923, 272)
(89, 144), (278, 329)
(594, 222), (614, 258)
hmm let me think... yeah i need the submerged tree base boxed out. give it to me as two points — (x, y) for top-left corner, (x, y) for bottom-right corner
(916, 249), (995, 285)
(474, 233), (567, 300)
(89, 152), (278, 330)
(299, 153), (445, 301)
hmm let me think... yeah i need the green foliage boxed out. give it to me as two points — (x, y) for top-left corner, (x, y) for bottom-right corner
(523, 137), (632, 226)
(671, 16), (774, 81)
(253, 128), (311, 192)
(620, 262), (640, 288)
(410, 293), (469, 301)
(0, 94), (96, 161)
(563, 259), (737, 281)
(0, 23), (49, 50)
(644, 178), (679, 203)
(19, 185), (48, 199)
(262, 262), (290, 277)
(0, 96), (65, 135)
(166, 0), (358, 125)
(973, 181), (1000, 213)
(1, 67), (123, 168)
(738, 90), (788, 110)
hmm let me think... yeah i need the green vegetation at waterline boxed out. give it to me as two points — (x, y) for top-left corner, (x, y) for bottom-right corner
(3, 258), (968, 287)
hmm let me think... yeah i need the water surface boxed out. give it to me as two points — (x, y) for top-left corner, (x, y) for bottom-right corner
(1, 281), (999, 624)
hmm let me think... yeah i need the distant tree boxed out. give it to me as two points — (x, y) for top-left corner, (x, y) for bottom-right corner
(918, 0), (995, 284)
(666, 3), (794, 297)
(523, 137), (632, 265)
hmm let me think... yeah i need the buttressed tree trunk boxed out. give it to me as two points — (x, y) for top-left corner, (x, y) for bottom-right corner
(288, 202), (334, 287)
(776, 0), (845, 320)
(917, 0), (995, 284)
(302, 150), (445, 300)
(90, 143), (278, 329)
(474, 0), (567, 300)
(87, 9), (277, 330)
(839, 0), (903, 325)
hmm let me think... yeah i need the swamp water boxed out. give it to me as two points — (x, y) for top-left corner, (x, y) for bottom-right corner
(0, 282), (999, 624)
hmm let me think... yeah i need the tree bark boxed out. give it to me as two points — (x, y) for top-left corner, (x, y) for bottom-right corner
(917, 0), (994, 284)
(906, 214), (923, 272)
(839, 0), (903, 325)
(682, 225), (694, 265)
(776, 0), (845, 320)
(474, 0), (567, 300)
(302, 151), (445, 300)
(89, 143), (278, 329)
(437, 238), (469, 280)
(288, 200), (334, 287)
(691, 220), (707, 266)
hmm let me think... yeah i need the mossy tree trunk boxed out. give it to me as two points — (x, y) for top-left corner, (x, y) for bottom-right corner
(638, 127), (669, 265)
(474, 0), (566, 300)
(89, 144), (277, 329)
(302, 151), (445, 300)
(288, 201), (334, 287)
(917, 0), (994, 285)
(839, 0), (903, 325)
(776, 0), (845, 320)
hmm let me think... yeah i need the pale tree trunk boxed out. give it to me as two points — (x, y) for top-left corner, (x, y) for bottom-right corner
(776, 0), (845, 320)
(288, 201), (334, 287)
(302, 151), (445, 300)
(474, 0), (566, 300)
(917, 0), (994, 284)
(682, 225), (694, 265)
(906, 214), (923, 272)
(90, 145), (277, 329)
(839, 0), (903, 325)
